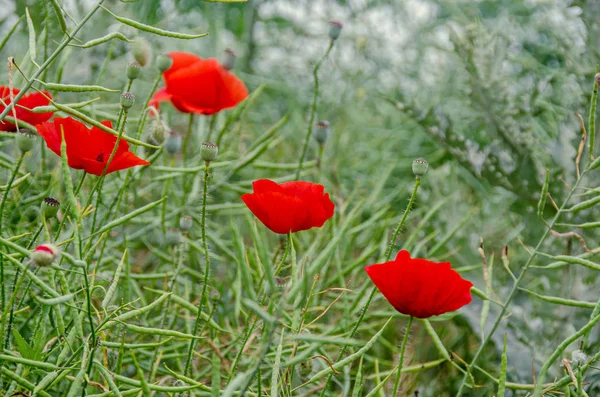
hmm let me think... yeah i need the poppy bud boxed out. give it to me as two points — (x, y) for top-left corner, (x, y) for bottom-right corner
(149, 119), (168, 144)
(297, 359), (314, 381)
(165, 228), (182, 246)
(210, 290), (220, 302)
(41, 197), (60, 218)
(412, 157), (429, 177)
(120, 92), (135, 110)
(596, 73), (600, 87)
(328, 21), (343, 41)
(200, 142), (218, 163)
(126, 62), (141, 80)
(31, 244), (58, 267)
(221, 49), (236, 71)
(165, 131), (182, 155)
(179, 215), (193, 231)
(132, 38), (152, 67)
(157, 53), (173, 73)
(571, 349), (587, 367)
(313, 121), (330, 145)
(16, 129), (36, 153)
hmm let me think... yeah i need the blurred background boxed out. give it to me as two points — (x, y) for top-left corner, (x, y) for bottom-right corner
(3, 0), (600, 395)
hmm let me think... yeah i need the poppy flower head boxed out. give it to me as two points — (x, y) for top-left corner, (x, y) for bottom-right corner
(149, 52), (248, 115)
(241, 179), (335, 234)
(0, 86), (53, 132)
(365, 250), (473, 318)
(36, 117), (150, 176)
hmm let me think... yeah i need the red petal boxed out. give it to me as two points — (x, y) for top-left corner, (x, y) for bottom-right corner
(164, 52), (204, 81)
(148, 88), (172, 112)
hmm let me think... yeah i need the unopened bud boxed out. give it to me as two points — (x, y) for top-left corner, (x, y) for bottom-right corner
(313, 121), (330, 145)
(595, 73), (600, 87)
(132, 38), (152, 67)
(179, 215), (193, 231)
(412, 157), (429, 177)
(165, 228), (182, 246)
(165, 131), (182, 155)
(571, 349), (588, 367)
(16, 129), (36, 153)
(297, 359), (314, 380)
(120, 92), (135, 109)
(222, 49), (236, 71)
(41, 197), (60, 218)
(157, 53), (173, 72)
(31, 244), (58, 267)
(149, 119), (168, 144)
(126, 62), (141, 80)
(210, 290), (220, 302)
(200, 142), (218, 163)
(328, 21), (343, 41)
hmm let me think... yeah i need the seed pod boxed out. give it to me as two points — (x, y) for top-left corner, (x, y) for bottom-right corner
(221, 48), (236, 71)
(31, 244), (58, 267)
(157, 53), (173, 72)
(16, 129), (36, 153)
(165, 131), (182, 155)
(120, 92), (135, 109)
(179, 215), (193, 231)
(41, 197), (60, 218)
(126, 61), (141, 80)
(412, 157), (429, 177)
(132, 38), (152, 67)
(200, 142), (218, 163)
(313, 120), (330, 145)
(328, 21), (343, 41)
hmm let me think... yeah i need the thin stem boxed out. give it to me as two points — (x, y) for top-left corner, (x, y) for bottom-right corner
(320, 176), (421, 396)
(183, 113), (195, 166)
(184, 160), (211, 376)
(134, 74), (162, 145)
(295, 40), (334, 181)
(206, 115), (217, 142)
(54, 172), (87, 241)
(392, 316), (413, 396)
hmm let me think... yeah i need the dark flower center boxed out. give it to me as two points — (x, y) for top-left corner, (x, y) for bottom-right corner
(96, 152), (106, 162)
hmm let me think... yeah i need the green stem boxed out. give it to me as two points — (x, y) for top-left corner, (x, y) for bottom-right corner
(320, 176), (421, 396)
(184, 161), (211, 376)
(589, 68), (598, 159)
(134, 74), (162, 146)
(206, 115), (217, 142)
(295, 40), (335, 181)
(183, 113), (195, 166)
(392, 316), (413, 397)
(0, 0), (106, 123)
(53, 172), (87, 241)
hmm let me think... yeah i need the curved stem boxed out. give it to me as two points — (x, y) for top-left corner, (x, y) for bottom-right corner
(184, 161), (211, 376)
(385, 177), (421, 260)
(295, 40), (334, 181)
(392, 316), (413, 396)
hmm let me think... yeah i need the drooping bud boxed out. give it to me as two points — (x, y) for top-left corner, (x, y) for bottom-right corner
(297, 359), (314, 380)
(165, 228), (182, 246)
(595, 73), (600, 87)
(126, 62), (141, 80)
(149, 119), (169, 144)
(165, 131), (182, 155)
(179, 215), (193, 231)
(412, 157), (429, 177)
(200, 142), (218, 163)
(120, 92), (135, 109)
(328, 21), (343, 41)
(221, 49), (236, 71)
(571, 349), (588, 367)
(132, 38), (152, 67)
(16, 129), (36, 153)
(157, 53), (173, 73)
(31, 244), (58, 267)
(41, 197), (60, 218)
(313, 121), (330, 145)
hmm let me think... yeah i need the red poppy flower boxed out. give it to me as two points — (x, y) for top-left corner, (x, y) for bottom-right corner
(36, 117), (150, 176)
(241, 179), (335, 234)
(365, 250), (473, 318)
(0, 86), (53, 131)
(149, 52), (248, 115)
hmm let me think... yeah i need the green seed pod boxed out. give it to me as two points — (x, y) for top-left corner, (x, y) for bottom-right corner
(73, 260), (87, 268)
(157, 53), (173, 72)
(120, 92), (135, 109)
(179, 215), (193, 231)
(132, 38), (152, 67)
(165, 131), (182, 155)
(126, 61), (141, 80)
(412, 157), (429, 177)
(165, 228), (182, 246)
(200, 142), (218, 163)
(328, 21), (343, 41)
(41, 197), (60, 218)
(16, 129), (36, 153)
(149, 119), (168, 144)
(31, 244), (58, 267)
(221, 48), (236, 71)
(313, 120), (330, 145)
